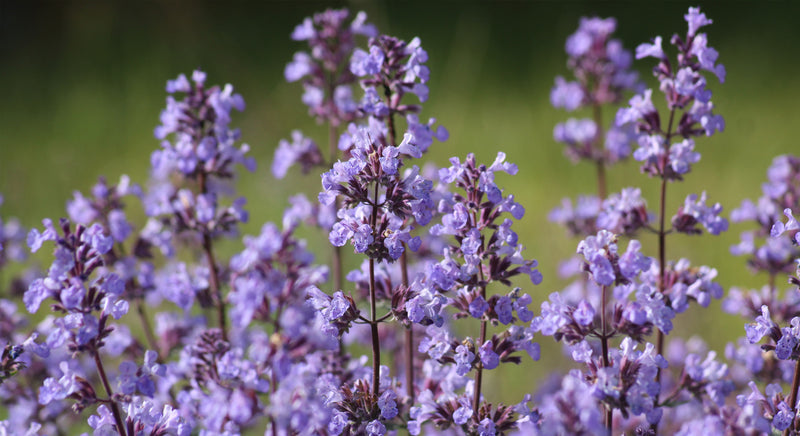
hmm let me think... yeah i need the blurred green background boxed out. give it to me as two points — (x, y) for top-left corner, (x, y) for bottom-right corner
(1, 1), (799, 405)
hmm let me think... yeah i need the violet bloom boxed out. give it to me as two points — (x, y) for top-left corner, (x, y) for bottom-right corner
(548, 195), (601, 237)
(596, 187), (649, 235)
(428, 153), (541, 289)
(672, 192), (729, 236)
(272, 130), (325, 179)
(350, 34), (447, 153)
(153, 70), (254, 181)
(24, 220), (128, 354)
(145, 70), (253, 266)
(551, 16), (641, 167)
(576, 230), (651, 287)
(730, 155), (800, 276)
(320, 122), (431, 261)
(66, 175), (141, 244)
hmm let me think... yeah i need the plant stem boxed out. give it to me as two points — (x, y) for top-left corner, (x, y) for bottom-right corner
(383, 95), (415, 402)
(202, 232), (226, 341)
(652, 106), (677, 435)
(473, 263), (488, 417)
(592, 103), (607, 200)
(785, 358), (800, 436)
(400, 251), (415, 403)
(92, 350), (127, 436)
(472, 289), (487, 417)
(369, 182), (381, 398)
(197, 171), (227, 341)
(136, 301), (160, 355)
(600, 285), (612, 433)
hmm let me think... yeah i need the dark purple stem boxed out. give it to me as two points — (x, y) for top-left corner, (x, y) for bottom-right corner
(600, 285), (612, 433)
(400, 251), (414, 402)
(198, 171), (227, 342)
(472, 223), (488, 417)
(592, 103), (607, 200)
(202, 232), (226, 342)
(93, 350), (127, 436)
(652, 106), (678, 435)
(786, 359), (800, 436)
(472, 283), (487, 417)
(369, 182), (381, 398)
(384, 92), (415, 402)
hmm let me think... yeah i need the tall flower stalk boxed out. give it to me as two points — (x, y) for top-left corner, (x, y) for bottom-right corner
(280, 8), (377, 293)
(349, 31), (448, 403)
(147, 70), (254, 342)
(620, 10), (726, 426)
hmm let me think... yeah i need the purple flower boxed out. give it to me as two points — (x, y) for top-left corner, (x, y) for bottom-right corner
(272, 130), (324, 179)
(674, 192), (729, 235)
(746, 305), (776, 344)
(477, 418), (496, 436)
(38, 362), (79, 405)
(550, 77), (584, 111)
(454, 344), (475, 376)
(597, 187), (649, 234)
(378, 390), (398, 419)
(618, 240), (652, 279)
(616, 89), (656, 126)
(685, 7), (713, 37)
(366, 419), (386, 436)
(636, 36), (664, 60)
(478, 341), (499, 370)
(576, 230), (617, 286)
(573, 299), (595, 326)
(469, 295), (489, 319)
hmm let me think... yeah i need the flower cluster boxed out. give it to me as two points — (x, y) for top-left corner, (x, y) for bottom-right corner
(15, 5), (800, 436)
(551, 17), (640, 166)
(285, 8), (376, 126)
(619, 7), (725, 180)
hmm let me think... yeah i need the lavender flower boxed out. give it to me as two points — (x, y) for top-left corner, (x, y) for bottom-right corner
(320, 124), (430, 262)
(0, 194), (28, 270)
(618, 7), (724, 179)
(286, 9), (376, 126)
(552, 16), (641, 171)
(672, 192), (729, 236)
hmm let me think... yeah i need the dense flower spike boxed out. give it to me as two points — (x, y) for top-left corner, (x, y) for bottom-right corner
(286, 8), (376, 126)
(617, 7), (724, 180)
(596, 187), (649, 235)
(152, 70), (254, 182)
(350, 35), (448, 153)
(551, 15), (641, 204)
(22, 219), (144, 434)
(546, 8), (730, 435)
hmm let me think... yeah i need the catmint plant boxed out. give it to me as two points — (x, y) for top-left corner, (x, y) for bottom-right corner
(147, 69), (253, 342)
(347, 28), (448, 405)
(620, 8), (727, 416)
(550, 16), (640, 200)
(279, 8), (377, 293)
(23, 218), (182, 435)
(404, 152), (542, 434)
(544, 7), (729, 434)
(7, 5), (796, 436)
